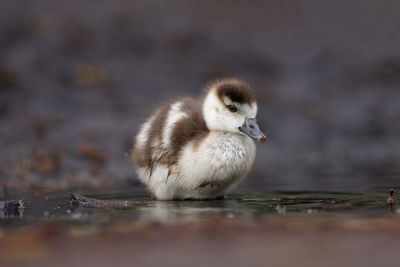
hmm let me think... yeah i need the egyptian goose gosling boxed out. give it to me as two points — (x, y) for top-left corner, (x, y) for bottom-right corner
(132, 79), (266, 200)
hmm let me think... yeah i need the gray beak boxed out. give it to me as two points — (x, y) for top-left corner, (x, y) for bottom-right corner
(239, 118), (267, 143)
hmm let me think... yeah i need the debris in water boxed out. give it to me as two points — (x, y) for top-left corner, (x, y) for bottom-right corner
(70, 193), (153, 207)
(387, 189), (395, 203)
(275, 202), (286, 214)
(0, 199), (25, 218)
(0, 199), (24, 210)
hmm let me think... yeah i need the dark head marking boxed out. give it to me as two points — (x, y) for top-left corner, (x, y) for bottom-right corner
(209, 78), (256, 105)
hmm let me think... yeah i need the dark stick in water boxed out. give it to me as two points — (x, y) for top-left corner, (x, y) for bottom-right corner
(387, 189), (395, 203)
(70, 193), (153, 207)
(387, 189), (395, 212)
(0, 199), (24, 210)
(0, 199), (24, 217)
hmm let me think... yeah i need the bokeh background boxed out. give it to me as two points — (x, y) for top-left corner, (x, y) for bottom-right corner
(1, 0), (399, 192)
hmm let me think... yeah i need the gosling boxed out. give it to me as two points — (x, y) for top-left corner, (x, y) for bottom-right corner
(132, 79), (266, 200)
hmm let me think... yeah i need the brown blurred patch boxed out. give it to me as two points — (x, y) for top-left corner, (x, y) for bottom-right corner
(76, 143), (106, 174)
(64, 22), (94, 50)
(371, 58), (400, 85)
(76, 143), (105, 162)
(0, 68), (19, 89)
(75, 64), (107, 87)
(0, 101), (8, 117)
(0, 223), (65, 261)
(32, 150), (60, 173)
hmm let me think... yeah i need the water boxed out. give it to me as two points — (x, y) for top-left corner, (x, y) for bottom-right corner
(0, 189), (396, 227)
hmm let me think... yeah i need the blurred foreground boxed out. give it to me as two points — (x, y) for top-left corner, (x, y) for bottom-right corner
(2, 217), (400, 267)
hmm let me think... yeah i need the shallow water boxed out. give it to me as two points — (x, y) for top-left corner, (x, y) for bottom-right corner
(0, 189), (396, 227)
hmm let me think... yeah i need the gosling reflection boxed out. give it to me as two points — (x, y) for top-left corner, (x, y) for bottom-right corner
(137, 200), (246, 223)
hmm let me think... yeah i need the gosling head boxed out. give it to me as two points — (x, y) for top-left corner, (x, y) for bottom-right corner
(203, 79), (267, 143)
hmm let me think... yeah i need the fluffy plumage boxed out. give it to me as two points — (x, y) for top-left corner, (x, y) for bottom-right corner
(132, 79), (265, 200)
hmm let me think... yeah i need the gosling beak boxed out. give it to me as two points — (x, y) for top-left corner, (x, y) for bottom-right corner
(239, 118), (267, 143)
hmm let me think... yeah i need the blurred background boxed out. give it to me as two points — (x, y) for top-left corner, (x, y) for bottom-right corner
(1, 0), (399, 192)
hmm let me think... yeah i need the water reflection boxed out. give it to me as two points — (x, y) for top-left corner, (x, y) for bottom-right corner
(67, 191), (392, 223)
(136, 200), (246, 222)
(0, 191), (395, 227)
(1, 207), (24, 219)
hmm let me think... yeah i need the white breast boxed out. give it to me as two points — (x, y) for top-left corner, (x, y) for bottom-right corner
(176, 132), (256, 199)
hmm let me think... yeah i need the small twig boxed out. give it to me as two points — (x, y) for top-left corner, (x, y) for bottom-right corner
(0, 199), (24, 210)
(387, 189), (396, 212)
(0, 199), (24, 218)
(387, 189), (395, 203)
(70, 193), (152, 207)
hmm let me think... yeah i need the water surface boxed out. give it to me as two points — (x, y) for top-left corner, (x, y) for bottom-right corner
(1, 190), (396, 227)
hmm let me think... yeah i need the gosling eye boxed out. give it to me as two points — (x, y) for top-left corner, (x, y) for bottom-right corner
(227, 105), (238, 113)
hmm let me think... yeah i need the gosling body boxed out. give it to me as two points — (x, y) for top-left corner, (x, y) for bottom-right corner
(132, 79), (266, 200)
